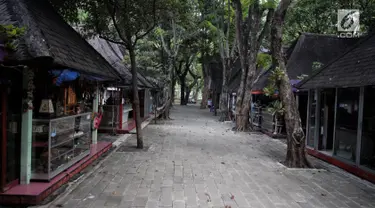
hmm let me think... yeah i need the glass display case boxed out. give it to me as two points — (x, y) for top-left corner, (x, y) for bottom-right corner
(31, 113), (92, 181)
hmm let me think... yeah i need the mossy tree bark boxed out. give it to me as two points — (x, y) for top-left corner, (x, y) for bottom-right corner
(270, 0), (310, 167)
(233, 0), (274, 131)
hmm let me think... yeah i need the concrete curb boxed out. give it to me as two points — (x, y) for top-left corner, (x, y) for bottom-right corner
(33, 116), (156, 208)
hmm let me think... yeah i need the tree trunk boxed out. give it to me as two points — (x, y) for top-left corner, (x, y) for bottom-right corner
(163, 57), (174, 119)
(171, 70), (176, 107)
(200, 61), (209, 109)
(233, 0), (248, 129)
(237, 52), (258, 131)
(185, 88), (191, 104)
(194, 87), (199, 101)
(180, 77), (186, 105)
(185, 77), (198, 105)
(219, 58), (231, 122)
(128, 47), (143, 149)
(271, 0), (309, 168)
(212, 90), (216, 115)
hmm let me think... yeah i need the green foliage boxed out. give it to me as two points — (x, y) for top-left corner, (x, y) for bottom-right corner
(283, 0), (375, 43)
(0, 24), (25, 51)
(261, 0), (278, 9)
(267, 100), (285, 116)
(263, 67), (285, 97)
(256, 53), (272, 69)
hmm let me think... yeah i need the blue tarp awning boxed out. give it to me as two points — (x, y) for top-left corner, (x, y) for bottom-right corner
(50, 69), (110, 86)
(50, 69), (80, 86)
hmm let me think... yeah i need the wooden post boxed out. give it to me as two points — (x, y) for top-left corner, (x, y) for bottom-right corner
(20, 67), (33, 184)
(314, 89), (321, 150)
(92, 84), (99, 144)
(155, 91), (158, 124)
(356, 87), (364, 165)
(119, 89), (123, 129)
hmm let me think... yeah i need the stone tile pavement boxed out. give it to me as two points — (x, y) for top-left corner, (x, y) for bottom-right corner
(46, 105), (375, 208)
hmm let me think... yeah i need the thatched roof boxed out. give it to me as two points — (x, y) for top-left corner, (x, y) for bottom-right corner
(0, 0), (120, 80)
(286, 33), (360, 79)
(298, 33), (375, 89)
(87, 36), (154, 88)
(252, 33), (361, 91)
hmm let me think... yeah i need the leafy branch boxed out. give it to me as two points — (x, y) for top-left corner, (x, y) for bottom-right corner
(263, 67), (285, 97)
(0, 24), (25, 51)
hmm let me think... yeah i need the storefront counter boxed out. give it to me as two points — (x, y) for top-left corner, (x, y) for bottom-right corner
(31, 113), (92, 181)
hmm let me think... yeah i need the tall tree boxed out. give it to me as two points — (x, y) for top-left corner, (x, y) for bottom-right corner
(198, 0), (218, 109)
(233, 0), (275, 131)
(157, 20), (184, 118)
(75, 0), (168, 149)
(270, 0), (309, 167)
(176, 54), (196, 105)
(215, 0), (237, 122)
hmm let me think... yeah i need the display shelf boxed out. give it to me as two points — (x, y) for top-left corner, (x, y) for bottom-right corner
(51, 149), (74, 161)
(31, 112), (92, 181)
(51, 138), (74, 148)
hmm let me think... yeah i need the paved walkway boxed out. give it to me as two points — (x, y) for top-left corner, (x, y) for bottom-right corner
(48, 105), (375, 208)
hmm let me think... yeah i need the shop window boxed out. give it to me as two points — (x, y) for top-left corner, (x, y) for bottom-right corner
(307, 90), (316, 147)
(334, 87), (359, 162)
(361, 86), (375, 170)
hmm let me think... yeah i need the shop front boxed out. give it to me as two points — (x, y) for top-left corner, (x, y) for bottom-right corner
(305, 87), (375, 182)
(99, 87), (153, 134)
(30, 69), (101, 181)
(0, 68), (120, 205)
(0, 0), (122, 204)
(298, 33), (375, 183)
(99, 87), (133, 133)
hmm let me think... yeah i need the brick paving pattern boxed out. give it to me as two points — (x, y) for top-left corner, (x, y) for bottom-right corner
(49, 105), (375, 208)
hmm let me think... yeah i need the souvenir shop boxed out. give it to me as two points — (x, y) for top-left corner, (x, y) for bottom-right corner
(30, 69), (99, 181)
(99, 86), (153, 134)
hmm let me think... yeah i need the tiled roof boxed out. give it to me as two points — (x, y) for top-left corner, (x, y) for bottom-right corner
(0, 0), (120, 80)
(298, 33), (375, 89)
